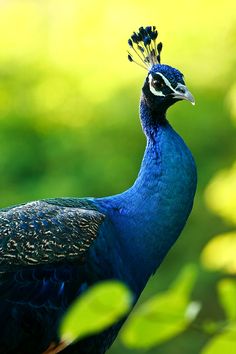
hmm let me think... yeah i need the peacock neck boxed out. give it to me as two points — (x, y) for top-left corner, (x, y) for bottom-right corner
(95, 99), (197, 293)
(124, 125), (163, 205)
(139, 94), (168, 138)
(123, 98), (173, 203)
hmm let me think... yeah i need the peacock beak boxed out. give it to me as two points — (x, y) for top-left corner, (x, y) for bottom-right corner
(172, 84), (195, 105)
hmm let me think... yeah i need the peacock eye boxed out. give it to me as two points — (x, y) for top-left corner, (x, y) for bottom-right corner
(152, 78), (165, 91)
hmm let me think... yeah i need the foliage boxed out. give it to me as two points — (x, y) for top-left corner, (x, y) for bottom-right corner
(201, 325), (236, 354)
(60, 281), (132, 346)
(201, 232), (236, 274)
(121, 265), (200, 349)
(199, 152), (236, 352)
(218, 279), (236, 322)
(205, 164), (236, 225)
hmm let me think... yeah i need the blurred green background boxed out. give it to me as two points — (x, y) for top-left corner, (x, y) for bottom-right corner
(0, 0), (236, 353)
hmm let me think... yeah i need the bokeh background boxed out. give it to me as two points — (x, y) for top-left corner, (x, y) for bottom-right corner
(0, 0), (235, 353)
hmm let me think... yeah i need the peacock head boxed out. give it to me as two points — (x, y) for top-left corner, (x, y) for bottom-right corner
(128, 26), (195, 115)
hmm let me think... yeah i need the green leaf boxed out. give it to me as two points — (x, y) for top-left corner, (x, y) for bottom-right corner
(201, 232), (236, 274)
(121, 265), (199, 349)
(60, 281), (132, 345)
(201, 324), (236, 354)
(171, 264), (198, 297)
(218, 279), (236, 321)
(202, 320), (224, 335)
(205, 162), (236, 225)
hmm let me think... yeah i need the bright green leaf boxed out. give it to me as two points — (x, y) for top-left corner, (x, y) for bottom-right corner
(121, 265), (199, 349)
(60, 281), (132, 345)
(171, 264), (198, 297)
(218, 279), (236, 321)
(205, 163), (236, 225)
(201, 232), (236, 274)
(201, 324), (236, 354)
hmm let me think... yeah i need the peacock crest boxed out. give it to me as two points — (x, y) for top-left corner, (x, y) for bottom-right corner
(127, 26), (163, 70)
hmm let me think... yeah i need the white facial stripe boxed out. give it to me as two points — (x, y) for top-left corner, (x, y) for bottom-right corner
(154, 72), (174, 91)
(148, 72), (183, 97)
(148, 74), (164, 97)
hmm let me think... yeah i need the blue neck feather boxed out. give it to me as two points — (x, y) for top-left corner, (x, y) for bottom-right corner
(93, 98), (197, 294)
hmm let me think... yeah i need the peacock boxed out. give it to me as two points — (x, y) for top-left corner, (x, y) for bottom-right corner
(0, 26), (197, 354)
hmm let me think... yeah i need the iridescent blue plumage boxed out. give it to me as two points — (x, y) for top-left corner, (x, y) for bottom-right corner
(0, 26), (197, 354)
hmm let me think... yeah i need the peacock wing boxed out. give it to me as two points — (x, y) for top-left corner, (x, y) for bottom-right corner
(0, 200), (105, 272)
